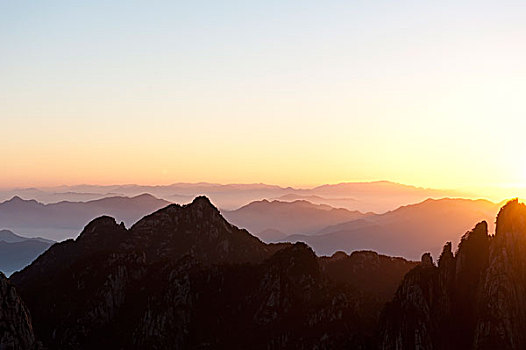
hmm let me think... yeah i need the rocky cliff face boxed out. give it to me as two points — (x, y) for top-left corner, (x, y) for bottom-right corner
(0, 272), (37, 350)
(11, 196), (415, 349)
(474, 200), (526, 350)
(379, 201), (526, 349)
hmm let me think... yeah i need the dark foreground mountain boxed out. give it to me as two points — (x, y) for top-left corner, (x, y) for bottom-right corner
(0, 194), (170, 241)
(9, 197), (415, 349)
(0, 272), (38, 349)
(7, 196), (526, 349)
(379, 199), (526, 349)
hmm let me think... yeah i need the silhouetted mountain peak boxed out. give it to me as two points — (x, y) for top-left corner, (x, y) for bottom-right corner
(130, 193), (159, 200)
(0, 229), (21, 243)
(473, 220), (488, 234)
(495, 198), (526, 237)
(76, 215), (127, 246)
(273, 241), (316, 261)
(438, 241), (453, 266)
(189, 195), (219, 212)
(257, 242), (321, 309)
(4, 196), (39, 206)
(9, 195), (24, 202)
(421, 252), (434, 266)
(132, 196), (224, 234)
(122, 196), (285, 264)
(83, 215), (119, 230)
(329, 251), (348, 261)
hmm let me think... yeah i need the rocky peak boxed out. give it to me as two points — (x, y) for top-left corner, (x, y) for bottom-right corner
(79, 215), (122, 233)
(268, 242), (319, 279)
(76, 215), (127, 247)
(253, 243), (321, 325)
(474, 201), (526, 349)
(495, 199), (526, 238)
(187, 195), (221, 215)
(438, 242), (453, 265)
(454, 221), (489, 280)
(328, 251), (348, 261)
(128, 196), (279, 264)
(421, 252), (434, 266)
(131, 196), (224, 232)
(350, 250), (382, 265)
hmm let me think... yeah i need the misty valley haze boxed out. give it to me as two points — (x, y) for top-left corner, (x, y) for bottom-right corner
(0, 182), (501, 271)
(0, 181), (464, 212)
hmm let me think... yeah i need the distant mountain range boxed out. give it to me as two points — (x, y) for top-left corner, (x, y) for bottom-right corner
(0, 194), (170, 240)
(0, 180), (469, 213)
(0, 229), (53, 244)
(220, 197), (500, 260)
(0, 191), (500, 260)
(222, 199), (368, 238)
(291, 181), (463, 212)
(280, 198), (500, 260)
(0, 230), (54, 276)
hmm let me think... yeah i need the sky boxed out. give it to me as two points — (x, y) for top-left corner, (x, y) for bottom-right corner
(1, 1), (526, 199)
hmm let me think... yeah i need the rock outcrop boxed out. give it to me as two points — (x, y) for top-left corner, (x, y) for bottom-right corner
(474, 200), (526, 350)
(0, 272), (37, 350)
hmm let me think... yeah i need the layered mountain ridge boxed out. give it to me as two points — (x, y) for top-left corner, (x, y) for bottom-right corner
(0, 230), (54, 276)
(10, 196), (415, 349)
(0, 180), (463, 213)
(279, 197), (499, 259)
(222, 199), (368, 237)
(0, 194), (170, 241)
(5, 196), (526, 349)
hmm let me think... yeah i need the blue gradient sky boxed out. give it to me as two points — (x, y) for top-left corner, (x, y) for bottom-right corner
(1, 1), (526, 198)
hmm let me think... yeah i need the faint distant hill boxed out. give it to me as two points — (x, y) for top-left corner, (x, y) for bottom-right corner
(0, 181), (469, 213)
(222, 199), (367, 236)
(281, 198), (500, 260)
(272, 193), (360, 210)
(0, 230), (54, 276)
(0, 194), (170, 241)
(0, 183), (290, 210)
(0, 229), (53, 244)
(256, 228), (289, 243)
(293, 181), (461, 213)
